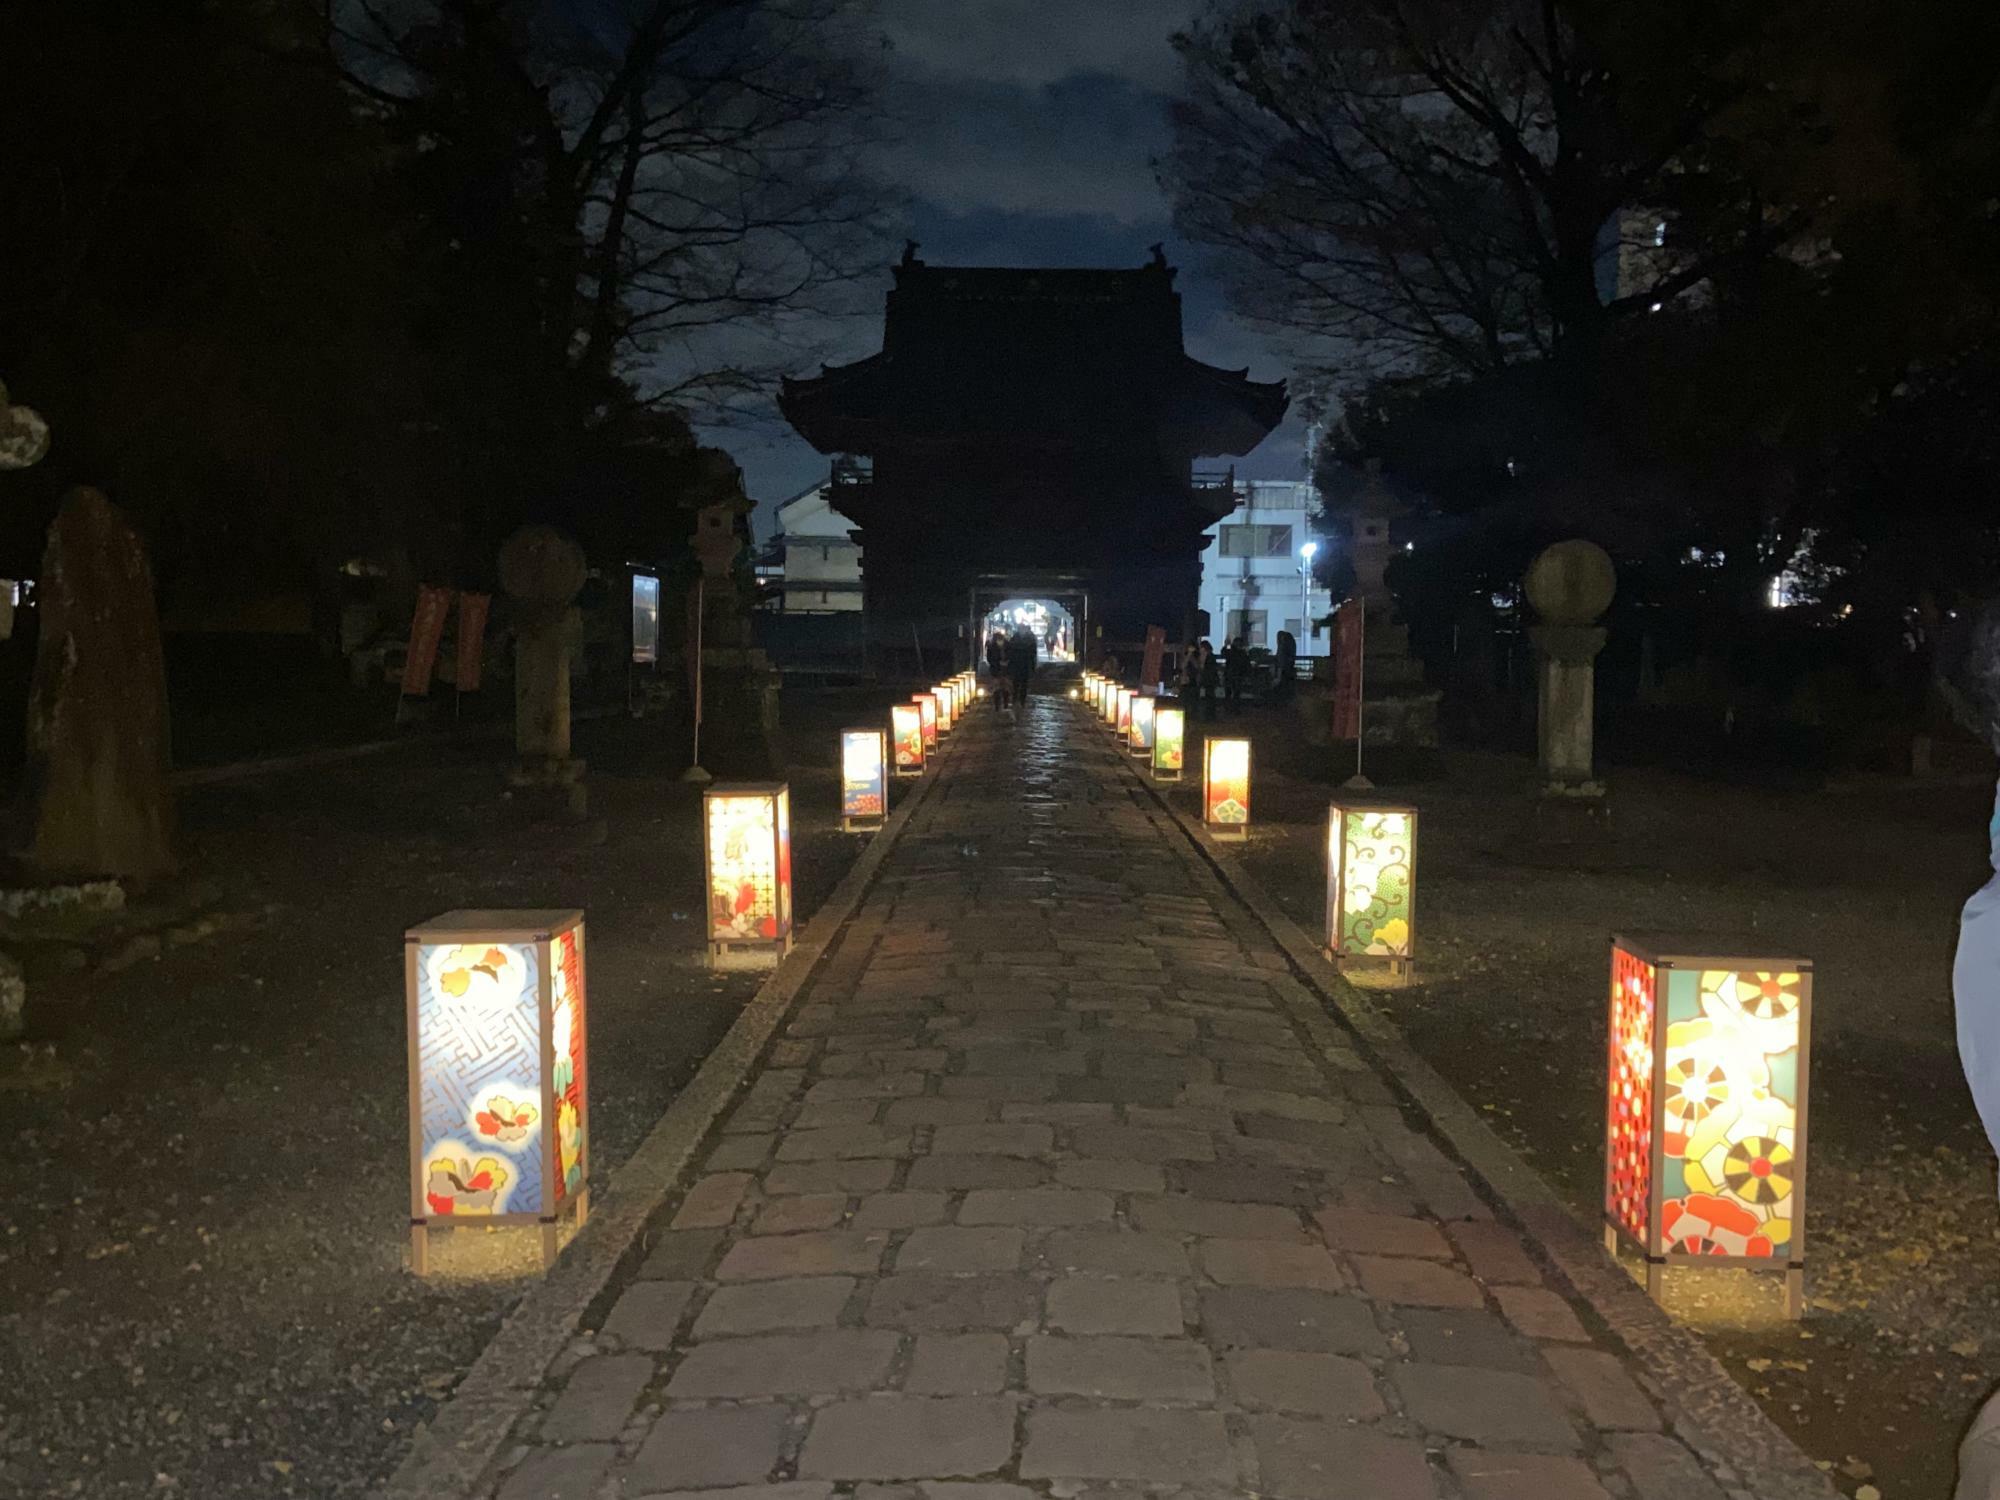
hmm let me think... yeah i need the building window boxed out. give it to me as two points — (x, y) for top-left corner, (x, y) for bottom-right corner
(1225, 610), (1268, 646)
(1219, 524), (1294, 558)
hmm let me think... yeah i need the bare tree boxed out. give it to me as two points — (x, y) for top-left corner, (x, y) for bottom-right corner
(324, 0), (894, 418)
(1164, 0), (1819, 387)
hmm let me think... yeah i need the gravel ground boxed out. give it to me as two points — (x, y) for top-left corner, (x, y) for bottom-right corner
(1176, 702), (1999, 1500)
(0, 694), (900, 1499)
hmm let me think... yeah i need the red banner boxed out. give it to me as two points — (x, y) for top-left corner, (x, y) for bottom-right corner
(1332, 603), (1364, 740)
(455, 591), (491, 693)
(1140, 625), (1166, 691)
(403, 585), (453, 697)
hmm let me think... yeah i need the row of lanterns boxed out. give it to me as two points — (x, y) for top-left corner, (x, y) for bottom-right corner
(1074, 669), (1809, 1316)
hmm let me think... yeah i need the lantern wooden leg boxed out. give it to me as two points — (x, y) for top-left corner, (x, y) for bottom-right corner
(1603, 1225), (1618, 1256)
(1785, 1265), (1804, 1321)
(1645, 1259), (1665, 1302)
(540, 1220), (560, 1270)
(575, 1187), (592, 1232)
(410, 1222), (429, 1277)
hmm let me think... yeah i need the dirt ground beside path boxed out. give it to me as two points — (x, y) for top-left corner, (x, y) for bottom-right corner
(1186, 703), (2000, 1500)
(0, 695), (899, 1499)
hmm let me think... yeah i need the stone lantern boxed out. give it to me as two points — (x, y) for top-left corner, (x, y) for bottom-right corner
(499, 525), (589, 817)
(1525, 539), (1616, 797)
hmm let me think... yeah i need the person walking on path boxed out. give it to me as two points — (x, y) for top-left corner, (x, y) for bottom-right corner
(1222, 634), (1250, 713)
(1273, 628), (1298, 705)
(1007, 623), (1038, 706)
(1198, 639), (1220, 721)
(986, 630), (1011, 709)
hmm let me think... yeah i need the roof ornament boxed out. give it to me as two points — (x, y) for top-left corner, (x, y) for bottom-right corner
(901, 240), (921, 267)
(1148, 243), (1167, 268)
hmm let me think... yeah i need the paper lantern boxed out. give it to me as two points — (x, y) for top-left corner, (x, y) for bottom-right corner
(939, 683), (960, 733)
(1116, 688), (1135, 738)
(1129, 694), (1157, 757)
(703, 784), (794, 969)
(1153, 706), (1186, 781)
(1202, 737), (1251, 840)
(891, 703), (924, 776)
(840, 728), (887, 832)
(1100, 681), (1116, 723)
(406, 909), (588, 1274)
(915, 694), (938, 753)
(1605, 935), (1811, 1318)
(1324, 802), (1417, 977)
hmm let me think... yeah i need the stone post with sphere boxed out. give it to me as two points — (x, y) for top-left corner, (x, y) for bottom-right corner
(1525, 539), (1616, 797)
(499, 525), (589, 818)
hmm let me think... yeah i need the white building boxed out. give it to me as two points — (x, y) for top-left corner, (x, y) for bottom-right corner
(1197, 479), (1330, 653)
(772, 481), (862, 613)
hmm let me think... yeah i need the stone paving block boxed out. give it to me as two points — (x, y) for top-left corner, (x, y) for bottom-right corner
(600, 1280), (695, 1351)
(1173, 1163), (1318, 1205)
(999, 1101), (1117, 1124)
(707, 1134), (778, 1171)
(825, 1030), (920, 1053)
(908, 1155), (1049, 1191)
(753, 1194), (850, 1235)
(1025, 1335), (1215, 1400)
(793, 1098), (885, 1130)
(1225, 1349), (1382, 1418)
(959, 1187), (1113, 1226)
(960, 1046), (1089, 1076)
(1241, 1112), (1352, 1148)
(867, 1274), (1042, 1331)
(1247, 1420), (1433, 1500)
(694, 1276), (855, 1336)
(1199, 1286), (1387, 1356)
(769, 1038), (821, 1066)
(1124, 1105), (1238, 1133)
(639, 1229), (725, 1281)
(1054, 1159), (1164, 1194)
(798, 1397), (1018, 1480)
(1447, 1449), (1612, 1500)
(1492, 1285), (1591, 1342)
(1181, 1084), (1343, 1122)
(1604, 1433), (1728, 1500)
(540, 1353), (652, 1442)
(1316, 1207), (1453, 1259)
(1197, 1237), (1347, 1290)
(1541, 1346), (1662, 1430)
(1130, 1196), (1302, 1240)
(673, 1172), (755, 1229)
(1392, 1362), (1581, 1451)
(819, 1048), (950, 1076)
(930, 1123), (1055, 1158)
(627, 1486), (830, 1500)
(777, 1125), (915, 1161)
(1039, 1229), (1190, 1278)
(939, 1076), (1058, 1102)
(1068, 1124), (1215, 1163)
(667, 1329), (900, 1397)
(1353, 1255), (1486, 1308)
(1394, 1307), (1543, 1374)
(1222, 1063), (1329, 1094)
(896, 1226), (1025, 1273)
(763, 1160), (898, 1195)
(625, 1403), (793, 1491)
(885, 1098), (994, 1128)
(803, 1074), (930, 1103)
(853, 1190), (951, 1229)
(1447, 1220), (1543, 1284)
(1336, 1177), (1423, 1216)
(494, 1444), (616, 1500)
(1096, 1053), (1215, 1086)
(1019, 1407), (1235, 1484)
(715, 1230), (891, 1281)
(1223, 1136), (1349, 1173)
(1054, 1076), (1181, 1108)
(917, 1485), (1036, 1500)
(905, 1334), (1010, 1395)
(1044, 1276), (1185, 1335)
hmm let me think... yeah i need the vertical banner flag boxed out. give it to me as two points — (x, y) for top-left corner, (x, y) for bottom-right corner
(404, 585), (454, 697)
(456, 591), (491, 693)
(1332, 603), (1364, 740)
(1140, 625), (1166, 692)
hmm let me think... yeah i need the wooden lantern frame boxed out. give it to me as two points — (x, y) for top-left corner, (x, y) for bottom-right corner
(1152, 705), (1186, 781)
(1324, 801), (1418, 979)
(840, 728), (888, 832)
(1128, 694), (1156, 758)
(891, 703), (925, 777)
(1202, 736), (1252, 840)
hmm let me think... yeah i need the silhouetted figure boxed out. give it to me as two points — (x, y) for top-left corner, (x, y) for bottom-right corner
(1007, 625), (1038, 705)
(1222, 635), (1249, 712)
(1274, 629), (1298, 705)
(987, 630), (1011, 709)
(1198, 641), (1220, 722)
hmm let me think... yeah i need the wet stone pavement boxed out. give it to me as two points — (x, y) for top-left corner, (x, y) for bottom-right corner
(480, 696), (1724, 1500)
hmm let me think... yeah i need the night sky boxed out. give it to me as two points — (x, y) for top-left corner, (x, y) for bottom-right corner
(713, 0), (1311, 535)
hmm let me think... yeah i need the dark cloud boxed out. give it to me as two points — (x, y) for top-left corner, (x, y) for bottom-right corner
(877, 0), (1196, 92)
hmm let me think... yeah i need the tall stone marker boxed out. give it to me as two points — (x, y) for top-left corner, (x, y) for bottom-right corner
(23, 487), (175, 883)
(1525, 539), (1616, 796)
(498, 525), (588, 816)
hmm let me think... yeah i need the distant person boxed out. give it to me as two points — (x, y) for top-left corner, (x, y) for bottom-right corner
(986, 630), (1011, 709)
(1178, 641), (1200, 701)
(1274, 629), (1298, 704)
(1007, 624), (1038, 705)
(1222, 634), (1250, 712)
(1197, 641), (1220, 721)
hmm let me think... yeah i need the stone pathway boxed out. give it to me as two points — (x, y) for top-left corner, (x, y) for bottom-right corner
(482, 696), (1725, 1500)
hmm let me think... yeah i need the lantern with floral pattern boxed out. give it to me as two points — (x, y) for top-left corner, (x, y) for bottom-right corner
(703, 784), (794, 969)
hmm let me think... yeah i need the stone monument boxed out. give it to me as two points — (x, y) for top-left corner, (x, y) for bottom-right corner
(1525, 538), (1616, 797)
(686, 471), (780, 775)
(21, 488), (176, 885)
(1338, 464), (1441, 749)
(498, 525), (588, 818)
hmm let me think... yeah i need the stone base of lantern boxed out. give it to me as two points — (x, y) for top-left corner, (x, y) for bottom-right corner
(709, 935), (793, 972)
(507, 756), (589, 820)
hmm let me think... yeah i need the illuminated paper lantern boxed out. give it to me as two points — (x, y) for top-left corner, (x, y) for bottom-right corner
(915, 694), (938, 753)
(1203, 737), (1252, 840)
(1116, 688), (1134, 738)
(1129, 694), (1157, 757)
(932, 684), (955, 734)
(1324, 802), (1417, 977)
(1153, 706), (1186, 781)
(1605, 936), (1811, 1318)
(703, 784), (794, 969)
(406, 909), (588, 1274)
(891, 703), (925, 776)
(1100, 681), (1117, 723)
(840, 728), (887, 832)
